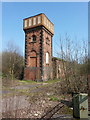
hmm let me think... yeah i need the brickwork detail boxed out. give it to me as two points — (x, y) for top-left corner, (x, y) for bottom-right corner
(24, 25), (53, 81)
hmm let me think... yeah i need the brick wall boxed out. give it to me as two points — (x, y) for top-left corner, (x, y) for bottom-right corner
(52, 57), (65, 79)
(42, 27), (53, 81)
(24, 26), (53, 81)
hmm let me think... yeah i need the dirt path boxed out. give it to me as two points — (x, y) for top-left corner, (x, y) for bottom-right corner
(2, 83), (43, 94)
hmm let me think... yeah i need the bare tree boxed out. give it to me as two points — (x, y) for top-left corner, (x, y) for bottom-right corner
(2, 42), (24, 80)
(56, 34), (88, 93)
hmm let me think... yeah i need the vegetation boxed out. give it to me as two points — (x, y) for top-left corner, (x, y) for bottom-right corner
(49, 96), (59, 101)
(44, 79), (60, 84)
(55, 34), (88, 93)
(2, 42), (24, 80)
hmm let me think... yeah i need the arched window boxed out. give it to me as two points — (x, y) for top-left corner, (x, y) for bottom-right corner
(46, 52), (49, 64)
(31, 35), (36, 42)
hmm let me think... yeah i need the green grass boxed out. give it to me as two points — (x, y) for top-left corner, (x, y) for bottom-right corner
(43, 79), (60, 84)
(19, 79), (37, 84)
(18, 79), (61, 85)
(61, 95), (65, 99)
(49, 96), (59, 101)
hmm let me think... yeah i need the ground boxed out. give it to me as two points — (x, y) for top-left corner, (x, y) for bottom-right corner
(2, 78), (79, 119)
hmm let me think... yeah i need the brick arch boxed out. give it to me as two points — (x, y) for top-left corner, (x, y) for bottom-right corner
(30, 50), (37, 57)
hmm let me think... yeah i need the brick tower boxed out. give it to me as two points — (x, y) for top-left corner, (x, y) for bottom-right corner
(23, 13), (54, 81)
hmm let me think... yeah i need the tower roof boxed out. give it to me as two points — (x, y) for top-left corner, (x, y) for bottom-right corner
(23, 13), (54, 35)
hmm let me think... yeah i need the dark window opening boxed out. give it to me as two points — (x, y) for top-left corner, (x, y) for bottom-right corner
(32, 35), (36, 42)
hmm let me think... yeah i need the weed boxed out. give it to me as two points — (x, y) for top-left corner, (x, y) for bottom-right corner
(49, 96), (59, 101)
